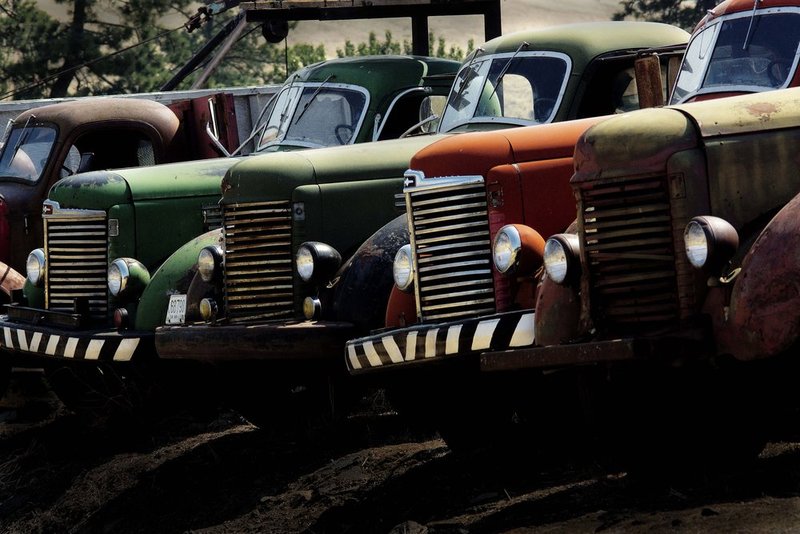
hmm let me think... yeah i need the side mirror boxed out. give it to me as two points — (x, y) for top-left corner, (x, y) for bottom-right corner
(634, 53), (664, 109)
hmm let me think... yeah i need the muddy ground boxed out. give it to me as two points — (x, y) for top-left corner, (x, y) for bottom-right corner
(2, 371), (800, 534)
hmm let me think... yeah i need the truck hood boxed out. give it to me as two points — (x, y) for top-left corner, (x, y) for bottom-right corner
(572, 108), (699, 184)
(222, 134), (444, 204)
(49, 158), (240, 210)
(673, 87), (800, 138)
(411, 116), (609, 178)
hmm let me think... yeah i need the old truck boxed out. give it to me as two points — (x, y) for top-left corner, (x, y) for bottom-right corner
(0, 90), (269, 300)
(0, 55), (460, 403)
(140, 22), (690, 424)
(477, 1), (800, 467)
(345, 0), (800, 454)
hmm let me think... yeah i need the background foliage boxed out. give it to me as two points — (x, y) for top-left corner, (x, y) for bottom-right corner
(0, 0), (702, 100)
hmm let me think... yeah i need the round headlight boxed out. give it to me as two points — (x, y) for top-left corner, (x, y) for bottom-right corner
(683, 216), (739, 274)
(493, 226), (521, 274)
(296, 242), (341, 284)
(198, 245), (223, 283)
(108, 259), (130, 297)
(543, 234), (580, 285)
(296, 245), (315, 282)
(26, 248), (46, 287)
(684, 220), (709, 268)
(393, 244), (414, 291)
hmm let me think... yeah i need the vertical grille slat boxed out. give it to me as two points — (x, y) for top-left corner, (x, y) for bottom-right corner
(580, 175), (681, 333)
(45, 213), (108, 321)
(408, 179), (495, 322)
(222, 200), (294, 324)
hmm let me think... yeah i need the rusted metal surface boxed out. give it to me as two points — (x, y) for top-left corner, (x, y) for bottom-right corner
(634, 54), (664, 109)
(533, 274), (580, 347)
(721, 193), (800, 361)
(481, 333), (710, 372)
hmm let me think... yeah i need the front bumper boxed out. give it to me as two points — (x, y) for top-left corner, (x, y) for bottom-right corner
(0, 315), (152, 363)
(154, 320), (355, 362)
(481, 332), (711, 372)
(345, 309), (535, 374)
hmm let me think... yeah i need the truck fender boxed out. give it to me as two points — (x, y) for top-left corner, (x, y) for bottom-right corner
(134, 229), (223, 331)
(724, 193), (800, 361)
(0, 261), (25, 302)
(533, 221), (580, 347)
(329, 214), (409, 333)
(533, 272), (581, 347)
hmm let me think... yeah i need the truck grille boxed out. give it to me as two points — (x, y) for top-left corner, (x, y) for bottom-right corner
(407, 176), (495, 322)
(222, 200), (293, 324)
(44, 211), (108, 321)
(579, 174), (680, 334)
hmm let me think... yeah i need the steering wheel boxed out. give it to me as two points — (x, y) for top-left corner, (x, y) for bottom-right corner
(768, 60), (790, 87)
(335, 124), (354, 144)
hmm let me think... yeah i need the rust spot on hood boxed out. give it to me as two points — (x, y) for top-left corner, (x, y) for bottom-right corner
(746, 102), (779, 121)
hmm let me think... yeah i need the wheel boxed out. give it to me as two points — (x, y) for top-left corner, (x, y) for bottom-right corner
(768, 60), (790, 87)
(588, 364), (766, 479)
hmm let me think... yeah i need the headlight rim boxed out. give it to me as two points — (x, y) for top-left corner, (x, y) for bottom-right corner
(198, 245), (224, 284)
(26, 248), (46, 287)
(393, 243), (415, 292)
(493, 225), (522, 274)
(543, 233), (581, 285)
(108, 258), (130, 297)
(295, 241), (341, 285)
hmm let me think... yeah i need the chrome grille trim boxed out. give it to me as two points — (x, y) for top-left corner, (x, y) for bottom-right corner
(579, 174), (681, 333)
(44, 203), (108, 321)
(405, 171), (495, 322)
(222, 200), (294, 324)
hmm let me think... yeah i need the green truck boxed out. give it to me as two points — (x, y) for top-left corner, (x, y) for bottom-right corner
(478, 0), (800, 468)
(141, 22), (690, 422)
(0, 55), (459, 400)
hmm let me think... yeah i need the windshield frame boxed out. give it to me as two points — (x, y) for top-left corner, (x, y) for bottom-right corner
(0, 120), (58, 186)
(255, 81), (371, 152)
(670, 6), (800, 104)
(438, 50), (572, 133)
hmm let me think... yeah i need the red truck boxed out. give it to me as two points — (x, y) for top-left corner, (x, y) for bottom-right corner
(346, 0), (800, 457)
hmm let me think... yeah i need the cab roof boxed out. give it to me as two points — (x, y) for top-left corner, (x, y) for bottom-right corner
(13, 97), (180, 138)
(480, 21), (690, 67)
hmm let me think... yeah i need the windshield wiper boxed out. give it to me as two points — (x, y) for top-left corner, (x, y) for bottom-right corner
(743, 0), (761, 51)
(448, 48), (485, 111)
(10, 115), (35, 162)
(485, 42), (530, 105)
(293, 74), (335, 125)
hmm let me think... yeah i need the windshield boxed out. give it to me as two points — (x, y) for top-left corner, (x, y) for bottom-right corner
(439, 51), (571, 132)
(670, 8), (800, 104)
(0, 123), (57, 183)
(254, 82), (369, 151)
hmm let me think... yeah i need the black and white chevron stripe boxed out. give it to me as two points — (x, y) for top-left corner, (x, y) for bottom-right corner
(1, 325), (147, 362)
(346, 310), (534, 372)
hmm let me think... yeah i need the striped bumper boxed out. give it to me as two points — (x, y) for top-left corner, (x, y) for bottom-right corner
(346, 309), (534, 373)
(0, 317), (150, 363)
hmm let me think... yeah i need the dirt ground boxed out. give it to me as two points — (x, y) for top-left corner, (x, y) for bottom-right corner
(2, 371), (800, 534)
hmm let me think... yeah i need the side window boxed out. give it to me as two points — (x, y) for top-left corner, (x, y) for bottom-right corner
(74, 129), (155, 171)
(377, 92), (446, 140)
(578, 61), (641, 118)
(498, 74), (534, 120)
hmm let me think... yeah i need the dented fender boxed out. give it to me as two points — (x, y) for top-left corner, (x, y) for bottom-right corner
(722, 193), (800, 361)
(328, 214), (409, 333)
(133, 229), (223, 331)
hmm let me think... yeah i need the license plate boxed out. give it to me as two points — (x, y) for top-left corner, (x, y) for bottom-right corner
(165, 294), (187, 325)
